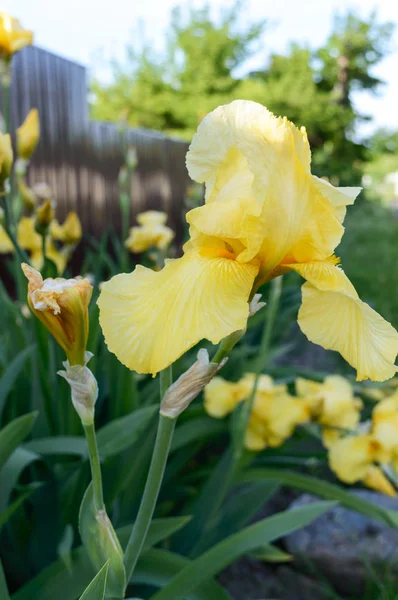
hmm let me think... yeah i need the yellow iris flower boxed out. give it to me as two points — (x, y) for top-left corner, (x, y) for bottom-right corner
(98, 100), (398, 378)
(328, 434), (395, 496)
(50, 211), (82, 245)
(17, 216), (67, 275)
(124, 210), (174, 253)
(204, 373), (308, 451)
(0, 12), (33, 58)
(296, 375), (362, 447)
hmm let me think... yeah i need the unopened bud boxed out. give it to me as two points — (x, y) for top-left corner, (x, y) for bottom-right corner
(18, 179), (37, 211)
(32, 181), (52, 202)
(126, 146), (137, 169)
(16, 108), (40, 160)
(35, 199), (54, 234)
(160, 349), (227, 418)
(58, 353), (98, 425)
(22, 263), (93, 365)
(0, 132), (13, 187)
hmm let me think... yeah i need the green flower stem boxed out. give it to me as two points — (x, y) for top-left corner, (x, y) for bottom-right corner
(123, 410), (176, 583)
(0, 194), (30, 264)
(212, 328), (245, 364)
(235, 276), (283, 460)
(1, 70), (11, 133)
(83, 422), (105, 511)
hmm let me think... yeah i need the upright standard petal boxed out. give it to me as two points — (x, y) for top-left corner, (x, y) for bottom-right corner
(312, 176), (361, 223)
(186, 196), (265, 263)
(286, 261), (398, 382)
(98, 250), (258, 375)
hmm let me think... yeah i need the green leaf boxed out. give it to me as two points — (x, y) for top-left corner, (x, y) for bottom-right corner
(238, 468), (398, 527)
(173, 448), (235, 555)
(0, 346), (34, 419)
(150, 501), (335, 600)
(0, 558), (11, 600)
(79, 484), (126, 598)
(0, 447), (39, 512)
(57, 525), (74, 573)
(192, 481), (279, 555)
(251, 543), (292, 563)
(0, 412), (38, 472)
(0, 485), (39, 529)
(12, 518), (197, 600)
(171, 418), (227, 452)
(134, 549), (231, 600)
(24, 436), (87, 457)
(78, 561), (109, 600)
(97, 406), (157, 458)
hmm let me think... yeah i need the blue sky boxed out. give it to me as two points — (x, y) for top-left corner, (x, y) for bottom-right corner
(2, 0), (398, 133)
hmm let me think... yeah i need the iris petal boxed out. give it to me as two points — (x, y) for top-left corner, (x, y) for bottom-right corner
(98, 250), (258, 375)
(286, 261), (398, 382)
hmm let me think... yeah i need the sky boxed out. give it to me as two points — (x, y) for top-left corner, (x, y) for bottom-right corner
(2, 0), (398, 134)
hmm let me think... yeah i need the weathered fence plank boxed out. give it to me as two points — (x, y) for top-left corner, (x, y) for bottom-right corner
(0, 45), (190, 239)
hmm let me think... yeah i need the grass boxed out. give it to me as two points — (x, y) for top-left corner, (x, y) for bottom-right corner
(339, 200), (398, 330)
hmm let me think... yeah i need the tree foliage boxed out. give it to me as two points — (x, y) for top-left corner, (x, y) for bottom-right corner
(90, 3), (394, 185)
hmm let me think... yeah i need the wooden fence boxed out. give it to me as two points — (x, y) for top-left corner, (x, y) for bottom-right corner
(0, 46), (191, 239)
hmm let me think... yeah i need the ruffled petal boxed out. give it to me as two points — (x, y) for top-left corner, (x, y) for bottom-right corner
(98, 250), (258, 375)
(186, 196), (265, 263)
(312, 176), (361, 223)
(286, 261), (398, 382)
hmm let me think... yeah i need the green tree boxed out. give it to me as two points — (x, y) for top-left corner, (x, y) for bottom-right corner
(90, 5), (394, 185)
(91, 2), (267, 137)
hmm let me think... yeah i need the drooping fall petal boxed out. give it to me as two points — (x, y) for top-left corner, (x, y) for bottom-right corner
(98, 250), (258, 375)
(286, 260), (398, 382)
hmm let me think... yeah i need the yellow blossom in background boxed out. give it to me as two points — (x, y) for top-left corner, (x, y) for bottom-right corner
(204, 377), (242, 418)
(16, 109), (40, 160)
(371, 391), (398, 458)
(17, 216), (67, 275)
(204, 372), (308, 451)
(0, 132), (13, 185)
(0, 224), (13, 253)
(125, 210), (174, 253)
(50, 211), (82, 245)
(98, 100), (398, 378)
(17, 216), (41, 255)
(22, 264), (92, 366)
(328, 434), (395, 496)
(296, 375), (362, 447)
(246, 392), (309, 451)
(0, 12), (33, 59)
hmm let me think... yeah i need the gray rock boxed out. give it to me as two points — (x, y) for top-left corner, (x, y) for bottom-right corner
(219, 558), (327, 600)
(284, 491), (398, 595)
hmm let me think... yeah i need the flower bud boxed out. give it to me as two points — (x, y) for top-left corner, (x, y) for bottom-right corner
(35, 200), (54, 234)
(16, 108), (40, 160)
(0, 132), (13, 187)
(160, 349), (227, 418)
(32, 181), (52, 202)
(18, 179), (37, 211)
(58, 353), (98, 425)
(126, 146), (137, 169)
(22, 263), (93, 366)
